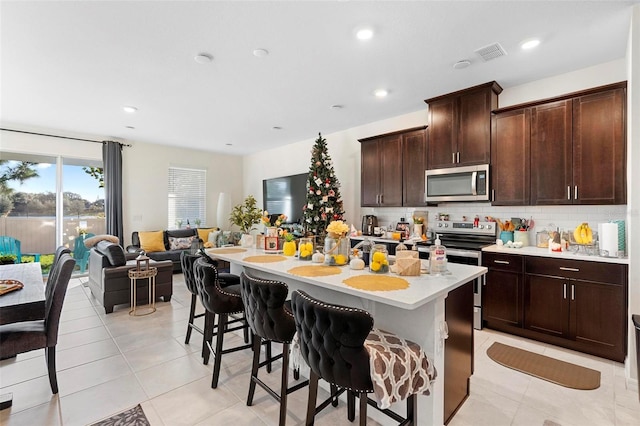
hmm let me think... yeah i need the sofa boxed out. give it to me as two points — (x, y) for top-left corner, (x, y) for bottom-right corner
(88, 240), (173, 314)
(127, 228), (218, 273)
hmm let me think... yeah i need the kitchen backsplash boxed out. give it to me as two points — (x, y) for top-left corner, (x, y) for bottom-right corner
(362, 203), (627, 243)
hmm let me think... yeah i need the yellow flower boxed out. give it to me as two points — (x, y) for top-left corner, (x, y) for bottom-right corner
(372, 251), (386, 263)
(334, 254), (347, 265)
(326, 220), (349, 235)
(370, 261), (381, 272)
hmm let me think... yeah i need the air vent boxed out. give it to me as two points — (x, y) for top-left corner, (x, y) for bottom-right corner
(474, 42), (507, 62)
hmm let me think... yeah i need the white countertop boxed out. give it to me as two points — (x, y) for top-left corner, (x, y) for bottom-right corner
(350, 235), (423, 245)
(205, 247), (486, 310)
(482, 244), (629, 265)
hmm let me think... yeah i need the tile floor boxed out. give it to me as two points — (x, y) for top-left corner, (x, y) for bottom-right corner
(0, 274), (639, 426)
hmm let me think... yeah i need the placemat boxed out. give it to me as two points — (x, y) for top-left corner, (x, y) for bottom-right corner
(343, 275), (409, 291)
(0, 279), (24, 296)
(244, 255), (287, 263)
(288, 265), (342, 277)
(208, 248), (247, 254)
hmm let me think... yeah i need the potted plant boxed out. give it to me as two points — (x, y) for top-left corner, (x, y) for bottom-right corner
(0, 254), (17, 265)
(229, 195), (262, 246)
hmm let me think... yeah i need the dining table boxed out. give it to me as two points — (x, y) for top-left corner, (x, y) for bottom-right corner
(0, 262), (45, 410)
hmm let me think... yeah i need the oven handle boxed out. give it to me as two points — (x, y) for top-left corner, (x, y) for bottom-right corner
(416, 246), (480, 259)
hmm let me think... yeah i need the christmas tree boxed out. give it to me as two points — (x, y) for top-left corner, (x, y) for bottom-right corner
(303, 133), (345, 236)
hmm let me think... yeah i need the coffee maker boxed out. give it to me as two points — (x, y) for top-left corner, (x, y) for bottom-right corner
(361, 215), (378, 236)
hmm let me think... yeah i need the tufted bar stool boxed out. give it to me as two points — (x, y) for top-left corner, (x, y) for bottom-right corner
(292, 290), (435, 426)
(240, 272), (309, 426)
(193, 257), (252, 388)
(181, 252), (245, 363)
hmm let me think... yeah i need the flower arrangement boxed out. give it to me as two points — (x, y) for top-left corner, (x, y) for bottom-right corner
(326, 220), (349, 237)
(261, 211), (287, 227)
(229, 195), (262, 234)
(412, 216), (425, 225)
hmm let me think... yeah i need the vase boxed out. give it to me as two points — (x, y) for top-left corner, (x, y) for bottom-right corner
(324, 233), (349, 266)
(298, 237), (314, 261)
(265, 227), (278, 237)
(369, 244), (389, 273)
(413, 224), (423, 238)
(240, 233), (254, 248)
(283, 240), (297, 256)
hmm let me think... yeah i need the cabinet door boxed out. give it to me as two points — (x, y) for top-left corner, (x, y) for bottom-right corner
(402, 129), (428, 206)
(572, 88), (626, 204)
(524, 274), (570, 338)
(571, 280), (626, 362)
(530, 100), (573, 205)
(361, 140), (381, 206)
(378, 135), (403, 206)
(428, 98), (457, 169)
(458, 89), (493, 166)
(491, 109), (530, 205)
(483, 269), (523, 330)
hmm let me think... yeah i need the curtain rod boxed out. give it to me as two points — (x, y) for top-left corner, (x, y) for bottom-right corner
(0, 128), (132, 147)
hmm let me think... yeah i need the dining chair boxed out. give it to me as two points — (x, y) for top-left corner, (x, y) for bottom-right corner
(52, 246), (72, 271)
(193, 257), (251, 388)
(0, 253), (76, 394)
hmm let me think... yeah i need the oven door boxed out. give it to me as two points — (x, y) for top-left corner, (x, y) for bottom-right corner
(417, 247), (484, 329)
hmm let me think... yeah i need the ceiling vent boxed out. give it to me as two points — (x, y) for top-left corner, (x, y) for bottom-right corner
(474, 42), (507, 62)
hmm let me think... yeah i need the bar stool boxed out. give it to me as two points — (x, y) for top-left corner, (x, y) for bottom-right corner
(193, 257), (251, 388)
(240, 272), (309, 426)
(291, 290), (436, 426)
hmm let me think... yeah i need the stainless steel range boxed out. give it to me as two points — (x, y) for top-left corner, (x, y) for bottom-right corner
(415, 220), (498, 330)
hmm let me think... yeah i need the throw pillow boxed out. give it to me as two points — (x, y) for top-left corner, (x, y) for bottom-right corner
(209, 230), (221, 247)
(197, 227), (217, 242)
(138, 231), (166, 252)
(168, 236), (195, 250)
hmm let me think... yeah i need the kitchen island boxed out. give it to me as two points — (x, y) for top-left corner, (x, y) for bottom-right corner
(205, 247), (487, 426)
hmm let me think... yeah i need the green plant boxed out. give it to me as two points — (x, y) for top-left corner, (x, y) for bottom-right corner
(229, 195), (262, 234)
(0, 254), (17, 264)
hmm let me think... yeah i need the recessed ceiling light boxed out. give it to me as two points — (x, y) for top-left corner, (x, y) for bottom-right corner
(194, 53), (213, 63)
(225, 143), (233, 146)
(253, 48), (269, 58)
(272, 126), (282, 130)
(125, 126), (135, 130)
(330, 104), (343, 110)
(355, 27), (374, 40)
(123, 106), (137, 113)
(453, 59), (471, 70)
(520, 38), (541, 50)
(374, 89), (388, 98)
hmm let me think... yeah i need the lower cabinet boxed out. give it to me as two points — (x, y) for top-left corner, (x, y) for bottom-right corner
(482, 253), (627, 362)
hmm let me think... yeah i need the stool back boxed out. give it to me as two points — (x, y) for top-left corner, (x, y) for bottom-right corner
(240, 272), (295, 343)
(180, 252), (200, 295)
(291, 290), (374, 392)
(194, 257), (243, 315)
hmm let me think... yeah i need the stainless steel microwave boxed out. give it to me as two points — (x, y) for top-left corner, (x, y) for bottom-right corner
(424, 164), (490, 202)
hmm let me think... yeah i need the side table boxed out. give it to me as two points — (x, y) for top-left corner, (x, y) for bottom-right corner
(128, 267), (157, 316)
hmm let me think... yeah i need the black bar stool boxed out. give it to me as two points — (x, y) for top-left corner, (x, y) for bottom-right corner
(240, 272), (309, 426)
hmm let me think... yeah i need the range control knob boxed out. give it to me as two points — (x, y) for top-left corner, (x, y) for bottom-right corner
(486, 224), (492, 230)
(479, 224), (484, 229)
(438, 223), (443, 227)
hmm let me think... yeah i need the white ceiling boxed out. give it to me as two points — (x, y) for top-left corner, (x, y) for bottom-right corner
(1, 1), (637, 155)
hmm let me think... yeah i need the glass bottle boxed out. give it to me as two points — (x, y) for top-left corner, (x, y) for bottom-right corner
(369, 244), (389, 273)
(298, 237), (314, 261)
(324, 233), (350, 266)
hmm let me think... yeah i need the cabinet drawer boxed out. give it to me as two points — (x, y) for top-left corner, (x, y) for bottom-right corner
(525, 257), (627, 285)
(482, 252), (523, 273)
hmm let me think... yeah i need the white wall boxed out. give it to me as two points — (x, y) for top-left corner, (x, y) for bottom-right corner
(0, 126), (103, 162)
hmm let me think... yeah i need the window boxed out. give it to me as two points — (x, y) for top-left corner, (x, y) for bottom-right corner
(168, 167), (206, 229)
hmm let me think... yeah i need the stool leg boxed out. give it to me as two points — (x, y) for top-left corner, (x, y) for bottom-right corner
(358, 392), (367, 426)
(202, 311), (215, 365)
(407, 394), (417, 425)
(306, 370), (319, 426)
(266, 340), (272, 373)
(278, 342), (291, 426)
(347, 390), (355, 421)
(211, 314), (227, 388)
(243, 314), (249, 343)
(247, 336), (262, 406)
(331, 384), (339, 407)
(185, 294), (197, 344)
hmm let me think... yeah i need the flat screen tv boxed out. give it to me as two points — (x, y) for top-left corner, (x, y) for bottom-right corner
(263, 173), (308, 224)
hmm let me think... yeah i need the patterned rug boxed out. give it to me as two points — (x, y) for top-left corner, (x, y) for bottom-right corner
(90, 404), (150, 426)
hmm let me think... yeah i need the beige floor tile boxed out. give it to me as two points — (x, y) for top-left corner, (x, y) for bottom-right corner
(0, 355), (48, 387)
(193, 401), (267, 426)
(615, 403), (640, 425)
(449, 381), (520, 426)
(57, 315), (104, 336)
(55, 325), (111, 351)
(510, 402), (575, 426)
(140, 400), (166, 425)
(135, 353), (211, 398)
(59, 306), (99, 323)
(123, 337), (192, 372)
(0, 398), (63, 426)
(55, 338), (121, 371)
(56, 354), (133, 397)
(0, 375), (58, 414)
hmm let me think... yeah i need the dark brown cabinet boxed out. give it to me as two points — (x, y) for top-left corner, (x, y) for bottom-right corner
(360, 126), (427, 207)
(425, 82), (502, 169)
(482, 252), (627, 362)
(482, 252), (524, 330)
(490, 109), (531, 205)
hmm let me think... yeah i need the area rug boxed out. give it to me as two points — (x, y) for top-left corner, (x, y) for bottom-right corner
(90, 404), (150, 426)
(486, 342), (600, 390)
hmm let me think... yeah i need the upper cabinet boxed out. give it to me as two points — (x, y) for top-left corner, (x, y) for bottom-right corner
(492, 82), (626, 206)
(359, 126), (427, 207)
(425, 81), (502, 169)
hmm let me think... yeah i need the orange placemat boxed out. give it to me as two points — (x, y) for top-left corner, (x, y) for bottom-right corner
(208, 248), (247, 254)
(0, 279), (24, 296)
(343, 275), (409, 291)
(244, 255), (287, 263)
(288, 265), (342, 277)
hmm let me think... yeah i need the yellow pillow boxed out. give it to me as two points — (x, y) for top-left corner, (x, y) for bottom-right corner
(138, 231), (166, 252)
(197, 227), (217, 242)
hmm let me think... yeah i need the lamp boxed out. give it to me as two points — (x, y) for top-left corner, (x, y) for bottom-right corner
(216, 192), (231, 230)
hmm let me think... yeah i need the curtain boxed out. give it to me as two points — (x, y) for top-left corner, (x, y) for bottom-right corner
(102, 141), (123, 243)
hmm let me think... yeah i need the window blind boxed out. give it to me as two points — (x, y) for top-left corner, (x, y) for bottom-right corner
(168, 167), (206, 229)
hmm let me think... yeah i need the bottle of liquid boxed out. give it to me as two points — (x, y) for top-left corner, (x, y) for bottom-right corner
(429, 234), (448, 275)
